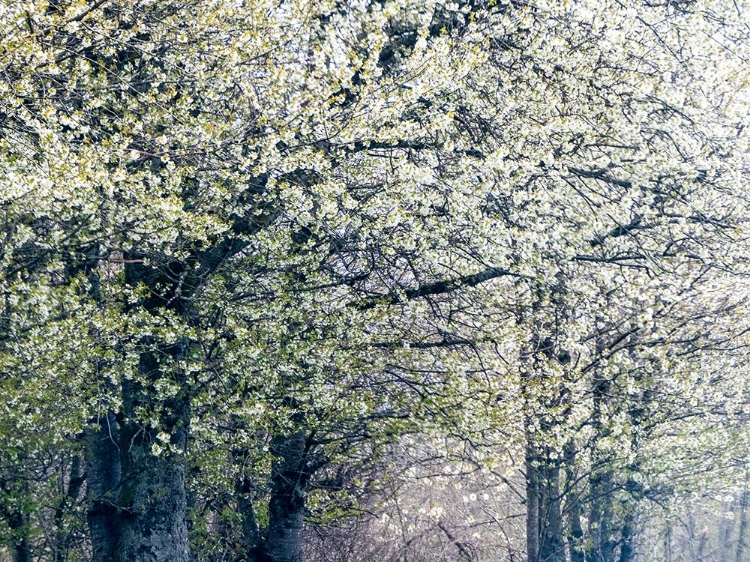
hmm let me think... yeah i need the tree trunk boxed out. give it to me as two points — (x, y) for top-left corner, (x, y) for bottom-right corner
(115, 444), (190, 562)
(0, 476), (31, 562)
(564, 443), (585, 562)
(115, 351), (191, 562)
(539, 456), (564, 562)
(7, 508), (31, 562)
(106, 260), (193, 562)
(53, 454), (85, 562)
(588, 469), (617, 562)
(588, 343), (617, 562)
(84, 412), (121, 562)
(618, 511), (636, 562)
(263, 431), (309, 562)
(237, 473), (265, 562)
(734, 471), (748, 562)
(664, 524), (672, 562)
(696, 527), (708, 562)
(718, 498), (736, 562)
(525, 434), (540, 562)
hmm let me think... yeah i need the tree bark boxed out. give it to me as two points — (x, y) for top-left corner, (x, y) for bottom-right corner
(718, 498), (736, 562)
(588, 343), (617, 562)
(664, 524), (672, 562)
(53, 454), (85, 562)
(564, 443), (585, 562)
(115, 351), (191, 562)
(84, 412), (122, 562)
(734, 470), (748, 562)
(237, 473), (266, 562)
(103, 260), (193, 562)
(539, 456), (564, 562)
(588, 469), (617, 562)
(525, 436), (540, 562)
(262, 431), (309, 562)
(618, 511), (636, 562)
(7, 509), (31, 562)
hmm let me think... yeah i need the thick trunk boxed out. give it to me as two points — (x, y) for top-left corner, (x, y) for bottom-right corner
(263, 431), (308, 562)
(0, 479), (30, 562)
(115, 441), (190, 562)
(115, 351), (191, 562)
(84, 412), (122, 562)
(1, 475), (31, 562)
(7, 511), (31, 562)
(109, 260), (192, 562)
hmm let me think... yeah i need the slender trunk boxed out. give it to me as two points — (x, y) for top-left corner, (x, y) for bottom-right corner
(564, 443), (585, 562)
(84, 412), (121, 562)
(696, 528), (708, 562)
(539, 457), (564, 562)
(237, 473), (265, 562)
(526, 436), (540, 562)
(718, 498), (736, 562)
(664, 524), (672, 562)
(734, 471), (748, 562)
(618, 511), (636, 562)
(53, 455), (85, 562)
(588, 340), (617, 562)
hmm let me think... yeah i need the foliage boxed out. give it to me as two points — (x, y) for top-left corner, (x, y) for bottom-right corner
(0, 0), (749, 561)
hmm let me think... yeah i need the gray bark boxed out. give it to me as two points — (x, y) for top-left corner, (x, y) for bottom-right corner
(588, 470), (616, 562)
(664, 524), (672, 562)
(115, 350), (191, 562)
(237, 473), (265, 562)
(734, 474), (748, 562)
(0, 476), (31, 562)
(525, 438), (540, 562)
(588, 345), (617, 562)
(7, 510), (31, 562)
(84, 412), (122, 562)
(539, 457), (564, 562)
(718, 498), (736, 562)
(564, 444), (585, 562)
(107, 260), (192, 562)
(263, 431), (309, 562)
(53, 454), (85, 562)
(114, 445), (190, 562)
(618, 512), (636, 562)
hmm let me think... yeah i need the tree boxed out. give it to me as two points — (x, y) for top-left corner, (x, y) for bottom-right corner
(2, 1), (750, 561)
(0, 1), (505, 560)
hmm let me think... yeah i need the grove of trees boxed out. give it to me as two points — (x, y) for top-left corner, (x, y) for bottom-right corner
(1, 0), (749, 561)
